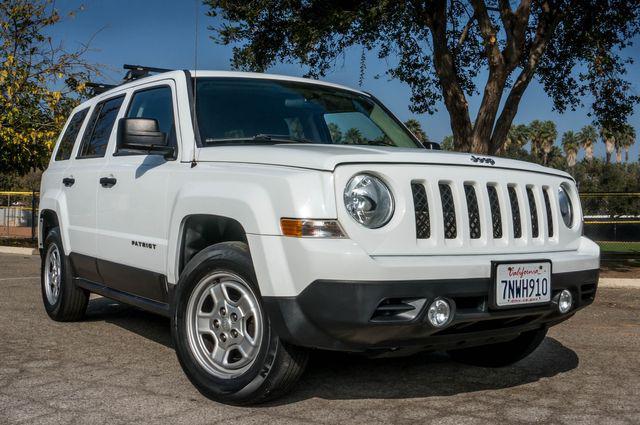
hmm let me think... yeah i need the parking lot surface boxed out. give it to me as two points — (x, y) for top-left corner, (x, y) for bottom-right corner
(1, 253), (639, 424)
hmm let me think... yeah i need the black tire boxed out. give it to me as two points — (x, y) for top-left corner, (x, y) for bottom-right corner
(448, 328), (548, 367)
(41, 227), (89, 321)
(172, 241), (308, 405)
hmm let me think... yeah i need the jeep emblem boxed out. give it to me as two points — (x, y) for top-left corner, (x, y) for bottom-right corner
(470, 155), (495, 165)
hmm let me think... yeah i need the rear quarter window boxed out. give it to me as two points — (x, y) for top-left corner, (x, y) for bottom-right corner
(54, 108), (89, 161)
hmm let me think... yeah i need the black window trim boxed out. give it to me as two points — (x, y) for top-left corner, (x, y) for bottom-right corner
(75, 94), (126, 160)
(113, 83), (179, 159)
(54, 107), (90, 161)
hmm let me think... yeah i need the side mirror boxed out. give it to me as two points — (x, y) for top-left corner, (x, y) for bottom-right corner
(422, 141), (441, 150)
(117, 118), (174, 158)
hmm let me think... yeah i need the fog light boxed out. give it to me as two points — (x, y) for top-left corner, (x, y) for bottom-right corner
(558, 289), (573, 314)
(427, 298), (451, 327)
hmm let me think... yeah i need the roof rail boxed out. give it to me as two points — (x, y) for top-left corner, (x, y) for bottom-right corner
(123, 64), (173, 81)
(85, 82), (117, 95)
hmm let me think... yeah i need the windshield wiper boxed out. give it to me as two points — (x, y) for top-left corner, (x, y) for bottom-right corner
(252, 134), (313, 144)
(204, 134), (314, 145)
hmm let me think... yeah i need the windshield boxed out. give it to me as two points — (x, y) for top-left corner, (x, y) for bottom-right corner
(195, 77), (421, 148)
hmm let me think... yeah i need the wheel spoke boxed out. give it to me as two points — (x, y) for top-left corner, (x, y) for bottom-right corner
(196, 313), (213, 334)
(211, 344), (227, 365)
(235, 294), (253, 316)
(209, 284), (225, 308)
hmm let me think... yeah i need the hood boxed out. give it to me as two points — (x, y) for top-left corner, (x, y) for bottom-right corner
(194, 144), (572, 178)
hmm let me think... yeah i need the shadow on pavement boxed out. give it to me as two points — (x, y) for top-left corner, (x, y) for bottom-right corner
(85, 297), (173, 348)
(83, 297), (579, 404)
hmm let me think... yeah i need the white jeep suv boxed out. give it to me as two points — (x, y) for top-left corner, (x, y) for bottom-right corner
(39, 68), (600, 404)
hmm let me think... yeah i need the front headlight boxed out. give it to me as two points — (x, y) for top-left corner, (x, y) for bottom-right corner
(344, 174), (394, 228)
(558, 185), (574, 227)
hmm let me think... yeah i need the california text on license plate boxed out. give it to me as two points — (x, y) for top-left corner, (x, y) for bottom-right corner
(495, 262), (551, 307)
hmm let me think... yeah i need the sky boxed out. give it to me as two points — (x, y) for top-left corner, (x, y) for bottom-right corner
(47, 0), (640, 161)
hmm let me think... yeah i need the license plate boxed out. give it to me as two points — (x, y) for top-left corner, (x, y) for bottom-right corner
(494, 262), (551, 307)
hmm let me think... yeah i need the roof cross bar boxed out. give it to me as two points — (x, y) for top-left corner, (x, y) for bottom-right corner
(85, 82), (117, 95)
(123, 64), (173, 81)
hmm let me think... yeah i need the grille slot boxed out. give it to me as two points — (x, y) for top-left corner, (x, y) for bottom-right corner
(526, 187), (539, 238)
(464, 184), (481, 239)
(543, 188), (554, 237)
(487, 185), (503, 239)
(411, 183), (430, 239)
(439, 183), (457, 239)
(508, 186), (522, 238)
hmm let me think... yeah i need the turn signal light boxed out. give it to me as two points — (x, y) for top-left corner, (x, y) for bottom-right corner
(280, 219), (346, 238)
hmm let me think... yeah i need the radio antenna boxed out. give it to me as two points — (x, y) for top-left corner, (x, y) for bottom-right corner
(190, 0), (199, 168)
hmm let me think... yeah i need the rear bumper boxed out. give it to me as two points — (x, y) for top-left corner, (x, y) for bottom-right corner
(264, 268), (599, 353)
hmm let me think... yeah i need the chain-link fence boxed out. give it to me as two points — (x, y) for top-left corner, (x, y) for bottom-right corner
(582, 192), (640, 256)
(0, 191), (39, 240)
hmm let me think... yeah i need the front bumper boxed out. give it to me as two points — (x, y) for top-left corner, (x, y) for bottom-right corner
(264, 268), (599, 353)
(247, 234), (600, 353)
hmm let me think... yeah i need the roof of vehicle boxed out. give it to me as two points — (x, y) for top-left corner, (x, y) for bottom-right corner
(76, 70), (368, 111)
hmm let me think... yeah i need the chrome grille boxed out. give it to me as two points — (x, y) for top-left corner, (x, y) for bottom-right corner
(439, 183), (457, 239)
(464, 184), (481, 239)
(411, 183), (430, 239)
(508, 186), (522, 238)
(526, 187), (539, 238)
(487, 185), (503, 239)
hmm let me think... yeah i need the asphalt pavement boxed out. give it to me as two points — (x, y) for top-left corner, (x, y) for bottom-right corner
(0, 253), (638, 424)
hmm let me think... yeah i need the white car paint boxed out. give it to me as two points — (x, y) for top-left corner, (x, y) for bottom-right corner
(39, 70), (599, 298)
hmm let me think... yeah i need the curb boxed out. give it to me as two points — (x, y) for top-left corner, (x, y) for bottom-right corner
(599, 278), (640, 289)
(0, 246), (38, 256)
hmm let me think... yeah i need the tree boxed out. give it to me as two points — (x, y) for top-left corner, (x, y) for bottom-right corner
(540, 121), (558, 165)
(404, 118), (429, 143)
(600, 126), (616, 164)
(327, 122), (343, 143)
(617, 124), (636, 163)
(206, 1), (640, 155)
(506, 124), (530, 151)
(561, 130), (579, 167)
(343, 128), (365, 145)
(529, 120), (544, 157)
(0, 0), (96, 176)
(577, 125), (597, 162)
(441, 135), (454, 151)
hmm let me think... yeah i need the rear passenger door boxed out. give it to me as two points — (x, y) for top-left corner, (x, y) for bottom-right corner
(95, 83), (179, 302)
(67, 95), (125, 282)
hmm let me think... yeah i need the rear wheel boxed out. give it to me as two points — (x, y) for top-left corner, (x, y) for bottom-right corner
(447, 328), (547, 367)
(41, 227), (89, 321)
(172, 242), (308, 405)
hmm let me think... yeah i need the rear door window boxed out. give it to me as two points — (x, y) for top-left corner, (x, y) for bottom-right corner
(77, 95), (125, 158)
(55, 108), (89, 161)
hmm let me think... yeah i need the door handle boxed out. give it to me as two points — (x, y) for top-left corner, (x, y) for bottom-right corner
(99, 177), (117, 188)
(62, 177), (75, 187)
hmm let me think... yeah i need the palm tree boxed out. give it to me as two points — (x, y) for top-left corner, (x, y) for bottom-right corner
(562, 131), (579, 167)
(506, 124), (530, 151)
(404, 119), (429, 143)
(441, 135), (454, 151)
(528, 120), (544, 158)
(540, 121), (557, 165)
(577, 125), (597, 161)
(600, 126), (616, 164)
(619, 124), (636, 162)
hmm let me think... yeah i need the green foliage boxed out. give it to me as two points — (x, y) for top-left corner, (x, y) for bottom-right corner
(0, 0), (96, 176)
(206, 0), (640, 154)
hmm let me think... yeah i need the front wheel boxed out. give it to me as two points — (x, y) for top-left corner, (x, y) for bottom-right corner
(172, 242), (308, 405)
(447, 328), (548, 367)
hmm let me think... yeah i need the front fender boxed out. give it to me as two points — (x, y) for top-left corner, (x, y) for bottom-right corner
(165, 164), (336, 285)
